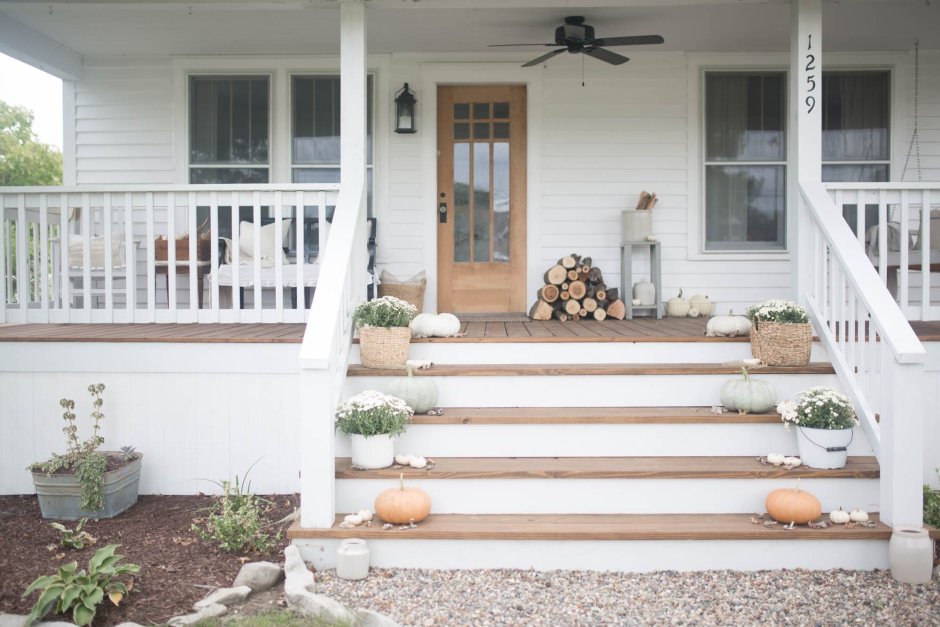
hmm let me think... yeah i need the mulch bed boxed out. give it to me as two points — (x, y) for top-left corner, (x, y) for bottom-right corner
(0, 494), (297, 626)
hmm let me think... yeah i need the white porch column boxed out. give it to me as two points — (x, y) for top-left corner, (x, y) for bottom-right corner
(790, 0), (822, 300)
(298, 0), (367, 530)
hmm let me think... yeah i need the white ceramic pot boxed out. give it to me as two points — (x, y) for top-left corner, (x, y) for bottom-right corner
(632, 279), (656, 306)
(350, 434), (395, 469)
(796, 426), (852, 469)
(889, 527), (934, 584)
(336, 538), (370, 580)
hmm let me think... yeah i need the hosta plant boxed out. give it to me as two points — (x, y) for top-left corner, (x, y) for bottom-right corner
(335, 390), (414, 438)
(50, 517), (97, 550)
(353, 295), (417, 328)
(776, 387), (859, 431)
(22, 544), (139, 626)
(746, 299), (809, 324)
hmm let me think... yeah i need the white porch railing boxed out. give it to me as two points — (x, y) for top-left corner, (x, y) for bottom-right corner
(0, 184), (339, 324)
(801, 180), (927, 527)
(824, 183), (940, 321)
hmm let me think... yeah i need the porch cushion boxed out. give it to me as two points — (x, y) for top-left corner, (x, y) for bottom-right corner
(213, 262), (321, 288)
(68, 235), (126, 269)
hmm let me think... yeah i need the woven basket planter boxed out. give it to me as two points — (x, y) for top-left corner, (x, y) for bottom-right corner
(359, 326), (412, 369)
(751, 321), (812, 367)
(378, 282), (426, 314)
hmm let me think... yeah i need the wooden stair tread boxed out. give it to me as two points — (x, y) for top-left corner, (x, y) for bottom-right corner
(348, 363), (836, 377)
(288, 513), (903, 541)
(335, 456), (879, 479)
(411, 407), (784, 425)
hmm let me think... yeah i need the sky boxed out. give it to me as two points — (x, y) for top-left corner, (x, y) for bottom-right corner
(0, 52), (63, 149)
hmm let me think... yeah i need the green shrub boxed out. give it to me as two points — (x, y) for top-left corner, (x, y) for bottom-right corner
(193, 468), (279, 554)
(925, 469), (940, 528)
(22, 544), (139, 626)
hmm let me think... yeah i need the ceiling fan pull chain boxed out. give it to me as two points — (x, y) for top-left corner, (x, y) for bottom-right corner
(902, 38), (922, 183)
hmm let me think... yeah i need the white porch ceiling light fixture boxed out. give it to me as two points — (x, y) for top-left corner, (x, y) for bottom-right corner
(394, 82), (417, 134)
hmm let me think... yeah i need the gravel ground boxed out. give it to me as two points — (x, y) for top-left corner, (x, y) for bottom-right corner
(315, 568), (940, 626)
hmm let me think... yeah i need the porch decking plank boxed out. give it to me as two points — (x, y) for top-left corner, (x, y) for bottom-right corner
(485, 322), (508, 338)
(464, 322), (487, 338)
(288, 513), (903, 541)
(409, 407), (783, 425)
(505, 322), (530, 338)
(335, 456), (879, 480)
(522, 321), (554, 338)
(346, 363), (837, 377)
(562, 321), (603, 337)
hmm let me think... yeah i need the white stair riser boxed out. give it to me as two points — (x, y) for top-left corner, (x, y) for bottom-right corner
(336, 478), (879, 514)
(344, 374), (840, 407)
(335, 423), (873, 458)
(295, 538), (888, 572)
(352, 342), (828, 364)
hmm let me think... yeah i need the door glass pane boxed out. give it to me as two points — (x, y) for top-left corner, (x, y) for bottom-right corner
(473, 123), (490, 139)
(705, 73), (785, 162)
(453, 143), (470, 263)
(454, 103), (470, 120)
(473, 142), (491, 262)
(494, 122), (510, 139)
(493, 102), (510, 119)
(453, 123), (470, 140)
(473, 103), (490, 119)
(493, 142), (510, 262)
(705, 165), (785, 250)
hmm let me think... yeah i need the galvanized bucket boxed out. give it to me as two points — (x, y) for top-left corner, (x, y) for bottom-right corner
(32, 453), (142, 520)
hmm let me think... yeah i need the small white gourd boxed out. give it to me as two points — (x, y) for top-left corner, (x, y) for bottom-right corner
(665, 289), (691, 318)
(632, 298), (642, 306)
(705, 309), (752, 337)
(829, 508), (850, 525)
(720, 368), (777, 414)
(409, 456), (428, 469)
(849, 508), (869, 523)
(689, 294), (713, 316)
(395, 453), (414, 466)
(357, 509), (373, 522)
(343, 514), (363, 526)
(784, 457), (802, 468)
(767, 453), (786, 466)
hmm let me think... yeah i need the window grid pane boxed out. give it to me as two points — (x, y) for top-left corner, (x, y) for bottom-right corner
(189, 76), (270, 166)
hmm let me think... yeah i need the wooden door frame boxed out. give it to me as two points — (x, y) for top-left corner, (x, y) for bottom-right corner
(419, 64), (543, 314)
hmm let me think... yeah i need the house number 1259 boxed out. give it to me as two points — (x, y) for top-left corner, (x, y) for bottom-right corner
(805, 34), (816, 114)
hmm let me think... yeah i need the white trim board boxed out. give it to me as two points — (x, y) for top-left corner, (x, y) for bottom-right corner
(419, 63), (543, 314)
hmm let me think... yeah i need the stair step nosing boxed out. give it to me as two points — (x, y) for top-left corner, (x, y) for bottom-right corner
(409, 407), (784, 425)
(347, 363), (836, 377)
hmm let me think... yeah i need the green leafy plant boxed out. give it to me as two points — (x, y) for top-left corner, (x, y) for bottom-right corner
(925, 469), (940, 529)
(335, 390), (413, 438)
(30, 384), (117, 511)
(353, 295), (417, 328)
(50, 518), (97, 550)
(193, 464), (279, 554)
(22, 544), (139, 626)
(776, 387), (859, 431)
(746, 299), (809, 324)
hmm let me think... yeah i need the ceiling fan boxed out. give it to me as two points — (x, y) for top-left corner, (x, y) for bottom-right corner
(489, 16), (664, 67)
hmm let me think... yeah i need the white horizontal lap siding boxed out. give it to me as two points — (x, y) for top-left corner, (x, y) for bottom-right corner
(74, 58), (174, 185)
(907, 51), (940, 181)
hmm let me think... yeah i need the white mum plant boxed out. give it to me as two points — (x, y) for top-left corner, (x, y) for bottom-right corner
(335, 390), (414, 437)
(353, 296), (417, 328)
(746, 299), (809, 324)
(776, 387), (858, 431)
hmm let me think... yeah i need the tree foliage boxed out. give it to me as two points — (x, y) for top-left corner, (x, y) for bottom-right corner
(0, 100), (62, 186)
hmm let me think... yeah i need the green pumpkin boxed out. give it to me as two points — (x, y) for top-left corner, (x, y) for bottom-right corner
(720, 368), (776, 414)
(384, 366), (438, 414)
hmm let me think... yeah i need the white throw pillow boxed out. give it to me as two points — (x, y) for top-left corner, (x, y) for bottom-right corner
(68, 235), (126, 268)
(238, 219), (292, 261)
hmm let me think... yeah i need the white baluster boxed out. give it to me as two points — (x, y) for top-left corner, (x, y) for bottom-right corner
(189, 191), (198, 315)
(231, 198), (241, 314)
(39, 195), (49, 321)
(103, 193), (114, 320)
(274, 190), (284, 316)
(59, 193), (69, 316)
(124, 192), (135, 321)
(252, 191), (262, 314)
(899, 189), (910, 313)
(81, 192), (91, 315)
(146, 192), (155, 320)
(209, 191), (220, 321)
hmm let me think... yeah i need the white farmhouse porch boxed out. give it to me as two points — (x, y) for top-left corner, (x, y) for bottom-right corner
(1, 0), (939, 572)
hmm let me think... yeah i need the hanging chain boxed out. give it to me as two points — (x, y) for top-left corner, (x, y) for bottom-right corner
(902, 38), (922, 182)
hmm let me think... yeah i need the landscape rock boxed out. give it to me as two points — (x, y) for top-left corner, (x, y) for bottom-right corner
(356, 608), (403, 627)
(283, 545), (314, 592)
(114, 623), (146, 627)
(193, 585), (252, 609)
(0, 615), (27, 627)
(233, 561), (283, 592)
(167, 603), (227, 626)
(285, 590), (354, 624)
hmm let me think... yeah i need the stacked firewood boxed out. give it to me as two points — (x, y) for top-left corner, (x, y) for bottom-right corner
(528, 254), (625, 321)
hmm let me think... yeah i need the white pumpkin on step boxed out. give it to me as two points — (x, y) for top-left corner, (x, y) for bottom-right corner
(705, 310), (752, 337)
(411, 313), (461, 338)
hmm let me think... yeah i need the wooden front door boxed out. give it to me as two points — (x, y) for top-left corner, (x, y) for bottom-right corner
(437, 85), (527, 313)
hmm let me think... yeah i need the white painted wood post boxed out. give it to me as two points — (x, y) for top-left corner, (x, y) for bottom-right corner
(790, 0), (822, 301)
(879, 352), (925, 528)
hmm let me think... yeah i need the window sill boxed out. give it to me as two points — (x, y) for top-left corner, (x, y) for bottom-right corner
(687, 249), (791, 262)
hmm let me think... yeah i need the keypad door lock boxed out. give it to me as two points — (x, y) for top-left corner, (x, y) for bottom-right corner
(438, 192), (447, 224)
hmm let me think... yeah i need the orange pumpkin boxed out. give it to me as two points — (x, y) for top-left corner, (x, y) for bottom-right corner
(374, 473), (431, 524)
(765, 480), (822, 524)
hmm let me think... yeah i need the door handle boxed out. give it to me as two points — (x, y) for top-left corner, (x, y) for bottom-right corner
(439, 192), (447, 224)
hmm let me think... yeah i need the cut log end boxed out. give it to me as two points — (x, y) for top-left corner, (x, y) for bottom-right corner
(544, 264), (567, 285)
(528, 299), (554, 321)
(538, 284), (560, 303)
(564, 299), (581, 316)
(568, 280), (587, 300)
(593, 307), (607, 321)
(606, 299), (626, 320)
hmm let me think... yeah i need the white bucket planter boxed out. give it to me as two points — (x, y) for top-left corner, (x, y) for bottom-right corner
(350, 434), (395, 469)
(796, 426), (853, 469)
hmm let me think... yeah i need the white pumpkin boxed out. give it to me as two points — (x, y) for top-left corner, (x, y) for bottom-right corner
(357, 509), (373, 522)
(384, 366), (439, 414)
(343, 513), (363, 525)
(689, 294), (714, 316)
(784, 457), (802, 468)
(688, 307), (700, 318)
(829, 508), (850, 525)
(409, 456), (428, 469)
(705, 309), (752, 337)
(720, 368), (777, 414)
(411, 313), (461, 338)
(665, 289), (691, 318)
(767, 453), (786, 466)
(849, 508), (869, 523)
(395, 453), (414, 466)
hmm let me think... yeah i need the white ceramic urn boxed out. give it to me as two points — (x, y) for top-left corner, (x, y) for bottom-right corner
(632, 278), (656, 306)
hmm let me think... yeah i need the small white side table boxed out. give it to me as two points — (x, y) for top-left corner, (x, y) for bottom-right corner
(621, 240), (662, 319)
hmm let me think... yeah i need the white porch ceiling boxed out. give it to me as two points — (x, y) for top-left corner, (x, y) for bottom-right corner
(0, 1), (935, 59)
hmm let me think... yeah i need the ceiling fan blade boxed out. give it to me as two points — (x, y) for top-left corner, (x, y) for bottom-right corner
(522, 48), (567, 68)
(583, 47), (629, 65)
(592, 35), (665, 47)
(488, 43), (558, 47)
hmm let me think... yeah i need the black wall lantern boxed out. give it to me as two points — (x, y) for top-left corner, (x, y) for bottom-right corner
(394, 83), (417, 134)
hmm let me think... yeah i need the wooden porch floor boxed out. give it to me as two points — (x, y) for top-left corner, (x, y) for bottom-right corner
(1, 316), (939, 343)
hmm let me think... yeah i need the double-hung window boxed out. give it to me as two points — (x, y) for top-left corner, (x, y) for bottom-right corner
(704, 72), (787, 251)
(189, 75), (270, 184)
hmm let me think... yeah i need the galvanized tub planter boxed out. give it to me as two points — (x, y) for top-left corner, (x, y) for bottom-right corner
(31, 453), (143, 520)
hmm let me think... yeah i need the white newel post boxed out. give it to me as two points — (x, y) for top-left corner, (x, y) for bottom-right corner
(790, 0), (822, 300)
(879, 351), (925, 528)
(298, 0), (367, 529)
